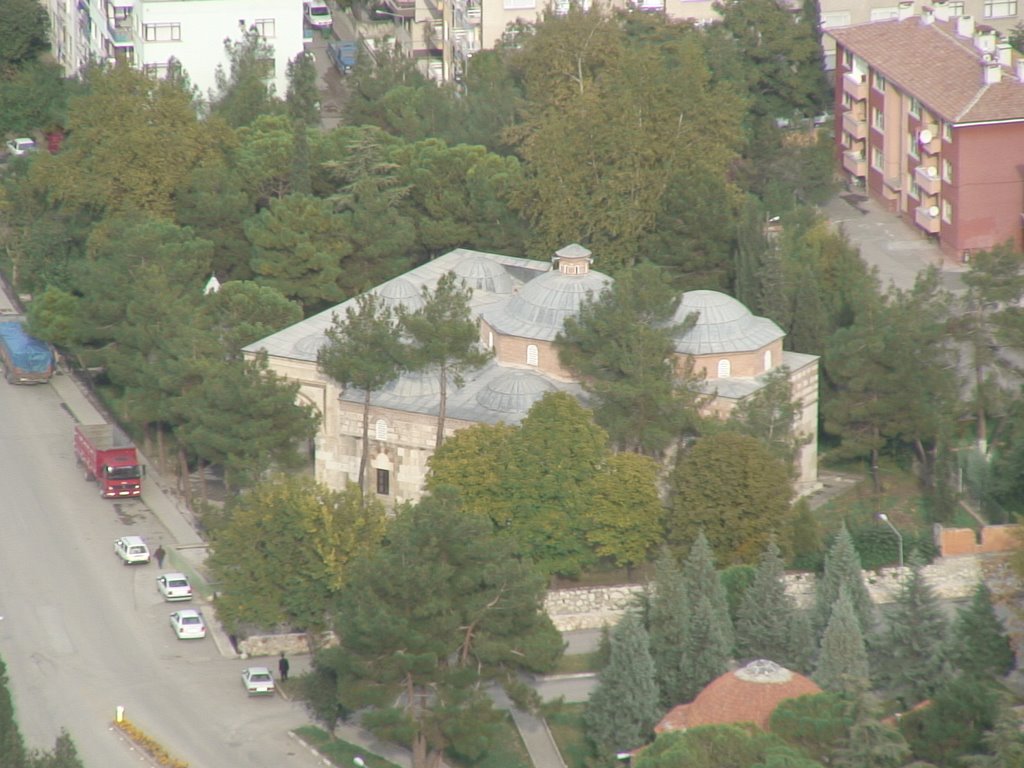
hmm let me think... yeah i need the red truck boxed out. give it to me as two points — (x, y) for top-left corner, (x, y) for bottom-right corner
(74, 424), (144, 498)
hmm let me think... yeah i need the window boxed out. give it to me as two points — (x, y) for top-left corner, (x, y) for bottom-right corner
(908, 132), (919, 160)
(948, 0), (965, 12)
(375, 419), (388, 441)
(503, 0), (535, 8)
(821, 10), (851, 27)
(143, 62), (170, 77)
(526, 344), (538, 366)
(717, 359), (731, 378)
(842, 131), (852, 149)
(942, 159), (953, 183)
(376, 468), (390, 495)
(869, 6), (899, 19)
(488, 331), (494, 349)
(942, 199), (952, 223)
(763, 350), (772, 371)
(984, 0), (1016, 17)
(873, 72), (887, 92)
(871, 147), (883, 171)
(143, 22), (181, 41)
(843, 49), (853, 69)
(909, 175), (920, 199)
(843, 92), (854, 110)
(942, 121), (953, 141)
(909, 97), (921, 118)
(253, 18), (275, 37)
(872, 108), (885, 131)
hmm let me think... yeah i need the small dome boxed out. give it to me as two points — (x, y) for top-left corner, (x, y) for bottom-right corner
(476, 372), (556, 415)
(293, 332), (326, 357)
(375, 278), (425, 313)
(481, 268), (611, 341)
(380, 370), (439, 398)
(454, 256), (514, 294)
(673, 290), (784, 355)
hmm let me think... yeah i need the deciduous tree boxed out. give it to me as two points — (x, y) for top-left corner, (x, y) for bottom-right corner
(0, 0), (49, 72)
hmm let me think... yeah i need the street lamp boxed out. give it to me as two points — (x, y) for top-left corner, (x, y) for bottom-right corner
(877, 513), (903, 570)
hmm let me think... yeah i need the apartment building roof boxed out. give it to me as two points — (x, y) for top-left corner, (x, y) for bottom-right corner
(828, 18), (1024, 124)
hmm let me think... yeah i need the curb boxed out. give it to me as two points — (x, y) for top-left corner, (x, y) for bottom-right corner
(540, 672), (597, 682)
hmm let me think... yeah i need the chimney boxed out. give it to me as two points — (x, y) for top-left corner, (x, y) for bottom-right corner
(956, 14), (974, 37)
(933, 0), (949, 21)
(998, 40), (1012, 66)
(897, 0), (914, 19)
(921, 6), (934, 24)
(984, 59), (1003, 84)
(975, 28), (996, 52)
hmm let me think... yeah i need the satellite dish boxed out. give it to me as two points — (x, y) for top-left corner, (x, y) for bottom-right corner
(928, 205), (940, 217)
(918, 129), (933, 145)
(926, 166), (938, 178)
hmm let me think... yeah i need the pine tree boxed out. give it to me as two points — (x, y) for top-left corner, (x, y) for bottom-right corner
(585, 612), (660, 759)
(814, 587), (870, 695)
(947, 582), (1015, 680)
(679, 593), (730, 702)
(876, 558), (950, 706)
(834, 693), (910, 768)
(962, 703), (1024, 768)
(735, 539), (811, 669)
(0, 657), (25, 768)
(812, 524), (874, 637)
(646, 548), (688, 708)
(682, 532), (734, 656)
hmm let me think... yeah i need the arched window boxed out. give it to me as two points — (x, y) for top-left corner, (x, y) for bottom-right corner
(488, 331), (494, 349)
(764, 349), (772, 371)
(375, 419), (388, 441)
(527, 344), (539, 366)
(717, 358), (731, 379)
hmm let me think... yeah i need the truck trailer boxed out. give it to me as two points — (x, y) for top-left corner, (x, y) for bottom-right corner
(74, 423), (144, 498)
(0, 320), (54, 384)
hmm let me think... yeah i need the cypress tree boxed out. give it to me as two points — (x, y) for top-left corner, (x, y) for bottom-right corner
(679, 593), (730, 702)
(585, 612), (660, 758)
(682, 532), (734, 655)
(814, 587), (870, 695)
(735, 539), (811, 668)
(947, 582), (1015, 680)
(812, 524), (874, 637)
(876, 558), (950, 706)
(646, 548), (688, 708)
(0, 657), (25, 768)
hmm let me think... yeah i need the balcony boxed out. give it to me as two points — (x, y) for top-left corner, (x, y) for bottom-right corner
(842, 150), (866, 177)
(384, 0), (416, 17)
(917, 123), (941, 155)
(914, 164), (941, 195)
(842, 110), (867, 140)
(843, 71), (867, 100)
(915, 204), (941, 234)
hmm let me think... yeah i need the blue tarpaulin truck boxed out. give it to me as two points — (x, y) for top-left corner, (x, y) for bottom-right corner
(0, 319), (54, 384)
(327, 40), (358, 74)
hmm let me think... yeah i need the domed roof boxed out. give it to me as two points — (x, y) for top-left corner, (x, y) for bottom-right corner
(476, 372), (556, 415)
(375, 278), (425, 313)
(655, 660), (821, 733)
(481, 268), (611, 341)
(673, 290), (784, 355)
(454, 255), (514, 294)
(293, 332), (326, 357)
(380, 370), (440, 398)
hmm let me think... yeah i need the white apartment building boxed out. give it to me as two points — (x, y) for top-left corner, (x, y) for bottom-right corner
(42, 0), (305, 101)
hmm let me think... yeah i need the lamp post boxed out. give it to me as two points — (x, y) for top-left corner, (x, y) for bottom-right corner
(877, 513), (903, 570)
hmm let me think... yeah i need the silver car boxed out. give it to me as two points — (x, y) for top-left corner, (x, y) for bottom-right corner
(241, 667), (276, 696)
(157, 573), (193, 601)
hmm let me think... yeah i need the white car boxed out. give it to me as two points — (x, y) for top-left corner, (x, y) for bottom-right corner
(156, 572), (193, 601)
(169, 609), (206, 639)
(6, 138), (36, 157)
(304, 1), (333, 28)
(241, 667), (276, 696)
(114, 535), (150, 565)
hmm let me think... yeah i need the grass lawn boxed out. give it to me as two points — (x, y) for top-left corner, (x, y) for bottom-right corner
(292, 726), (401, 768)
(815, 463), (926, 533)
(543, 703), (591, 768)
(551, 652), (600, 676)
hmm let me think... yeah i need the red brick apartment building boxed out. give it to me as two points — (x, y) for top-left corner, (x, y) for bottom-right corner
(828, 4), (1024, 259)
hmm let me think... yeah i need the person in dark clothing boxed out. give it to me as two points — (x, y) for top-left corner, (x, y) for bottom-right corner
(153, 545), (166, 568)
(279, 652), (290, 682)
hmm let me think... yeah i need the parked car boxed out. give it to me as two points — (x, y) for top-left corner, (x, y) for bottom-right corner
(304, 1), (333, 28)
(241, 667), (276, 696)
(114, 535), (150, 565)
(156, 572), (193, 601)
(5, 138), (36, 157)
(169, 609), (206, 639)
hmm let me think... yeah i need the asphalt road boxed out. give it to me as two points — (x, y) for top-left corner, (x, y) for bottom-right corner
(0, 381), (318, 768)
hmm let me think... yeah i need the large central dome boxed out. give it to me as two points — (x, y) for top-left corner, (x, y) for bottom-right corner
(673, 290), (784, 355)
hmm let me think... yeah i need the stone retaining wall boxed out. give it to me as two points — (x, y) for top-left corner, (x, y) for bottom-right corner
(543, 555), (987, 631)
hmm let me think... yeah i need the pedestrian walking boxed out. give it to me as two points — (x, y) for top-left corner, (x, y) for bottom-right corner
(278, 652), (290, 682)
(153, 544), (166, 569)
